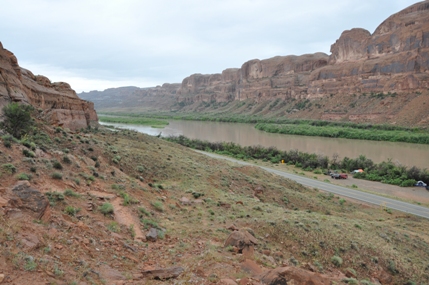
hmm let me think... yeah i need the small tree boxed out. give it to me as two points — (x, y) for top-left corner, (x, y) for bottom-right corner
(1, 102), (34, 138)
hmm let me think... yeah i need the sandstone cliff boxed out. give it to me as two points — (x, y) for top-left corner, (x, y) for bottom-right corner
(177, 1), (429, 103)
(0, 42), (98, 130)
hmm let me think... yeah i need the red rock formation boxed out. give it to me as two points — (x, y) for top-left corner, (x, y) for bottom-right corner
(0, 42), (98, 130)
(176, 1), (429, 104)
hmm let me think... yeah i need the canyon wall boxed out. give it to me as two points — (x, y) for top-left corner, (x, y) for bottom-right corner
(0, 42), (98, 130)
(177, 1), (429, 103)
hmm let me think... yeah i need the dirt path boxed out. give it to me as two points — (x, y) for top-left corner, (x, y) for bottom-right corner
(111, 198), (145, 241)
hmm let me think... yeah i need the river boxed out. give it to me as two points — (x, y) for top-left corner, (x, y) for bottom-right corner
(100, 120), (429, 169)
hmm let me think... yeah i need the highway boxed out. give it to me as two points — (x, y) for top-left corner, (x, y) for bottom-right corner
(197, 151), (429, 220)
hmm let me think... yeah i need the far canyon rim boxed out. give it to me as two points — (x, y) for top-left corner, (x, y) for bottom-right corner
(80, 1), (429, 127)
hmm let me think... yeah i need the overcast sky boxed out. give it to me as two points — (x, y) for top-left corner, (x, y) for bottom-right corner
(1, 0), (420, 93)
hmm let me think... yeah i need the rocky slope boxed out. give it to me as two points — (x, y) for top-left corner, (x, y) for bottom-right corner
(0, 42), (98, 130)
(1, 124), (429, 284)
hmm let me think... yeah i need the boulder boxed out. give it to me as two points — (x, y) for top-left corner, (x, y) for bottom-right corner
(259, 266), (339, 285)
(9, 181), (50, 221)
(146, 228), (158, 242)
(224, 230), (258, 253)
(141, 266), (184, 280)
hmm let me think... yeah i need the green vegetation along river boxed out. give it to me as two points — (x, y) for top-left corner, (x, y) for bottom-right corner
(100, 120), (429, 169)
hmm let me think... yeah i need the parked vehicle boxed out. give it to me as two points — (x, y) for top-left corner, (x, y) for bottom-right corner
(339, 173), (348, 179)
(415, 181), (427, 187)
(426, 185), (429, 191)
(330, 173), (348, 179)
(351, 169), (364, 174)
(331, 173), (340, 179)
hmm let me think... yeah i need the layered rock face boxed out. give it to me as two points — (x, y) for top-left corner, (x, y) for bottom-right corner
(177, 1), (429, 103)
(0, 42), (98, 130)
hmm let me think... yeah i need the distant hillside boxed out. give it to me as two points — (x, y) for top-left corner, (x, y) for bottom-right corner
(79, 84), (179, 111)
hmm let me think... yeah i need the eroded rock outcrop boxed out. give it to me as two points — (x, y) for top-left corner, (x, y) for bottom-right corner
(176, 1), (429, 103)
(0, 42), (98, 129)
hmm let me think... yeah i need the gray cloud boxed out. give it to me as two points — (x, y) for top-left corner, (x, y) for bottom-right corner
(0, 0), (419, 92)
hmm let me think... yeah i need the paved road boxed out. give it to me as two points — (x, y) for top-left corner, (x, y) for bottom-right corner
(196, 151), (429, 219)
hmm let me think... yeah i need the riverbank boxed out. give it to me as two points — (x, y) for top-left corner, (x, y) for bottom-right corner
(255, 122), (429, 144)
(98, 115), (169, 128)
(99, 112), (429, 145)
(166, 135), (429, 189)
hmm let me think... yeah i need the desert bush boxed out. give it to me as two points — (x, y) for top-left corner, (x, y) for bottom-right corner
(62, 155), (72, 164)
(22, 149), (35, 158)
(111, 184), (126, 191)
(119, 191), (138, 205)
(64, 205), (80, 216)
(138, 207), (151, 217)
(52, 160), (63, 170)
(331, 255), (343, 267)
(141, 218), (159, 229)
(1, 102), (34, 138)
(45, 191), (64, 206)
(151, 201), (164, 212)
(107, 221), (120, 232)
(2, 163), (16, 174)
(2, 134), (16, 148)
(51, 172), (63, 180)
(17, 173), (31, 181)
(64, 189), (80, 197)
(99, 203), (114, 215)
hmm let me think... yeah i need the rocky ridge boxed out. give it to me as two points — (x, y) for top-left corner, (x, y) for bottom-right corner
(79, 1), (429, 126)
(177, 1), (429, 102)
(0, 42), (98, 130)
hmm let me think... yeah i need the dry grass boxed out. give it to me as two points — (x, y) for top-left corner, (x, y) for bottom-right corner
(0, 124), (428, 284)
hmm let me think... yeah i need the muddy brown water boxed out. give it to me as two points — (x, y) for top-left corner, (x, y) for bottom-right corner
(101, 120), (429, 169)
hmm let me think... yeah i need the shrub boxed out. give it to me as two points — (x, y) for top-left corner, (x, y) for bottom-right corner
(138, 207), (151, 217)
(151, 201), (164, 212)
(51, 172), (63, 180)
(52, 161), (63, 170)
(22, 149), (35, 158)
(24, 259), (37, 271)
(64, 189), (80, 197)
(141, 218), (159, 229)
(331, 255), (343, 267)
(111, 184), (126, 191)
(17, 173), (30, 181)
(387, 259), (398, 275)
(1, 102), (34, 138)
(64, 205), (80, 216)
(400, 179), (416, 187)
(62, 156), (72, 164)
(45, 191), (65, 206)
(119, 191), (138, 205)
(2, 163), (16, 174)
(99, 203), (114, 215)
(107, 221), (120, 232)
(137, 165), (144, 173)
(2, 134), (16, 148)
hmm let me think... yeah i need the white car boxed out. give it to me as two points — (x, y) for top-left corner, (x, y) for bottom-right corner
(415, 181), (427, 187)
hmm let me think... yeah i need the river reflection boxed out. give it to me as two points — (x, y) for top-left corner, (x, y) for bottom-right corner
(101, 120), (429, 169)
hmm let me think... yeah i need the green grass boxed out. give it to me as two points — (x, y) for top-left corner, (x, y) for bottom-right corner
(99, 203), (114, 215)
(98, 115), (169, 127)
(254, 123), (429, 144)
